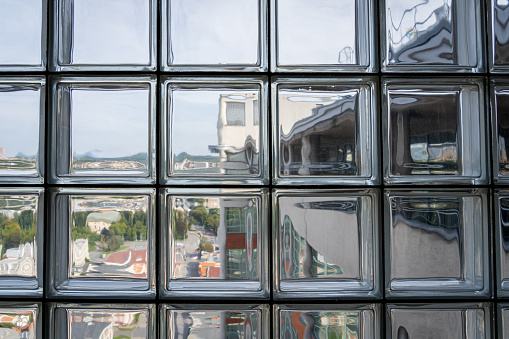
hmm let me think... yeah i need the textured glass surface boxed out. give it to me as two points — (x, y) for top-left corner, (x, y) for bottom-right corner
(161, 189), (268, 299)
(163, 79), (267, 185)
(382, 0), (483, 72)
(493, 81), (509, 183)
(50, 189), (155, 298)
(163, 0), (264, 71)
(385, 190), (489, 298)
(384, 79), (486, 184)
(272, 0), (375, 72)
(50, 304), (155, 338)
(53, 0), (155, 70)
(500, 304), (509, 338)
(163, 306), (266, 339)
(496, 192), (509, 296)
(0, 0), (45, 70)
(491, 0), (509, 71)
(51, 77), (156, 184)
(0, 303), (40, 339)
(274, 190), (379, 299)
(0, 190), (42, 296)
(0, 78), (44, 183)
(274, 78), (378, 185)
(277, 306), (379, 339)
(387, 304), (489, 339)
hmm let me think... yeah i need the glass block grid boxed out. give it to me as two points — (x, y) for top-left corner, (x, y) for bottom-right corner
(0, 0), (507, 337)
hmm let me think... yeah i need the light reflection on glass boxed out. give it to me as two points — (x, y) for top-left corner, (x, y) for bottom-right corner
(170, 196), (258, 280)
(0, 307), (37, 338)
(493, 0), (509, 65)
(68, 309), (148, 338)
(69, 196), (149, 279)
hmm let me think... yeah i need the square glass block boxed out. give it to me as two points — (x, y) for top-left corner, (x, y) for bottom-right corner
(160, 304), (269, 338)
(499, 304), (509, 338)
(490, 0), (509, 72)
(0, 77), (45, 184)
(381, 0), (484, 72)
(49, 188), (156, 298)
(162, 0), (266, 72)
(385, 189), (490, 298)
(0, 189), (43, 297)
(495, 190), (509, 297)
(0, 0), (46, 71)
(161, 189), (268, 299)
(49, 303), (155, 338)
(0, 303), (41, 338)
(274, 189), (380, 299)
(162, 78), (268, 185)
(383, 78), (487, 185)
(491, 79), (509, 183)
(387, 303), (491, 339)
(51, 0), (156, 71)
(273, 78), (379, 185)
(275, 304), (381, 339)
(271, 0), (376, 72)
(50, 77), (156, 184)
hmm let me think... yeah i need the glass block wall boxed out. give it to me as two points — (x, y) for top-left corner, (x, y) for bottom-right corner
(1, 0), (508, 337)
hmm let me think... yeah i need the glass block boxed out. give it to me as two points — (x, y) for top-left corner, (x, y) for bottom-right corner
(492, 79), (509, 183)
(273, 78), (379, 185)
(50, 77), (156, 184)
(0, 302), (41, 338)
(489, 0), (509, 72)
(160, 304), (269, 338)
(274, 189), (380, 299)
(499, 304), (509, 338)
(271, 0), (376, 72)
(161, 189), (268, 299)
(495, 190), (509, 297)
(276, 304), (380, 339)
(0, 0), (46, 71)
(161, 0), (266, 72)
(383, 78), (487, 185)
(49, 188), (156, 298)
(49, 303), (155, 338)
(51, 0), (156, 71)
(385, 189), (490, 298)
(381, 0), (484, 72)
(0, 189), (43, 297)
(387, 303), (491, 339)
(0, 77), (45, 184)
(162, 78), (268, 185)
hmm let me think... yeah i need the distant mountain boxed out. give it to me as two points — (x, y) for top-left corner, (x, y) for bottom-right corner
(14, 152), (36, 158)
(74, 152), (148, 161)
(173, 152), (219, 162)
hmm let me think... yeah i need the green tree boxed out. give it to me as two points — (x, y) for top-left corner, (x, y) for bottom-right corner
(2, 222), (21, 249)
(72, 211), (88, 228)
(205, 213), (219, 235)
(173, 210), (188, 240)
(190, 206), (207, 225)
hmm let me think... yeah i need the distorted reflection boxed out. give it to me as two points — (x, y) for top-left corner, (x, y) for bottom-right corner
(171, 88), (260, 176)
(169, 310), (259, 338)
(502, 307), (509, 335)
(0, 0), (42, 66)
(277, 0), (356, 65)
(497, 91), (509, 175)
(59, 0), (151, 66)
(386, 0), (455, 65)
(494, 0), (509, 65)
(279, 197), (361, 279)
(280, 311), (361, 339)
(70, 196), (149, 279)
(499, 198), (509, 282)
(278, 89), (359, 176)
(390, 196), (461, 279)
(0, 195), (38, 278)
(0, 308), (37, 338)
(169, 0), (259, 66)
(69, 87), (150, 175)
(389, 91), (459, 176)
(0, 84), (41, 176)
(391, 309), (473, 339)
(68, 309), (148, 338)
(170, 197), (258, 280)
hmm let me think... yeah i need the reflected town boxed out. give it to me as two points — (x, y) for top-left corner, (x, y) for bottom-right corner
(171, 196), (258, 280)
(280, 311), (361, 339)
(70, 196), (149, 279)
(0, 308), (36, 339)
(170, 310), (259, 338)
(0, 196), (38, 278)
(68, 309), (148, 338)
(0, 147), (37, 172)
(172, 89), (260, 176)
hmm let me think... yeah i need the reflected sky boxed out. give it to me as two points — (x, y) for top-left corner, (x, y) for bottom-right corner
(277, 0), (356, 65)
(71, 88), (149, 159)
(0, 0), (42, 65)
(0, 86), (40, 158)
(169, 0), (258, 65)
(70, 0), (150, 65)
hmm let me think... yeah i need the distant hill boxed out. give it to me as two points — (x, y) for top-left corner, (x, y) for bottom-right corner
(74, 152), (148, 161)
(173, 152), (219, 163)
